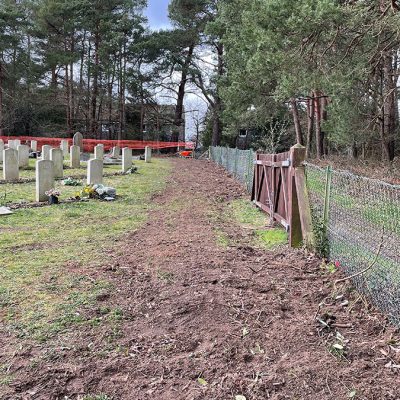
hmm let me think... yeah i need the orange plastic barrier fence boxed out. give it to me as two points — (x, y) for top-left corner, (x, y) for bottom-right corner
(0, 136), (194, 153)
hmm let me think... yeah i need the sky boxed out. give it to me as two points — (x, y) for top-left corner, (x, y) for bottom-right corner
(145, 0), (171, 30)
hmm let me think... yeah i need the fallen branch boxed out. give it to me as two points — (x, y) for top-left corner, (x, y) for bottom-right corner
(334, 226), (385, 289)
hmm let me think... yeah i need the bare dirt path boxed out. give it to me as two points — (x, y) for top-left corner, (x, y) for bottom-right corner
(2, 159), (400, 399)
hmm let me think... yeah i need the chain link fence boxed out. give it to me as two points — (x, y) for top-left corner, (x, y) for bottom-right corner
(210, 146), (255, 192)
(306, 163), (400, 325)
(209, 148), (400, 325)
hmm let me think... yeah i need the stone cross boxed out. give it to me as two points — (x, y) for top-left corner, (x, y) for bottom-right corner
(112, 146), (120, 158)
(17, 144), (30, 168)
(0, 140), (3, 163)
(50, 148), (64, 179)
(70, 145), (80, 168)
(87, 159), (103, 185)
(31, 140), (38, 152)
(94, 144), (104, 160)
(60, 140), (69, 157)
(36, 160), (55, 202)
(122, 147), (132, 172)
(42, 145), (51, 160)
(145, 146), (152, 163)
(73, 132), (83, 151)
(3, 148), (19, 181)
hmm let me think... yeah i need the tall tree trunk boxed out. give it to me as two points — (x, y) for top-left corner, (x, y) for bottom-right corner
(69, 37), (75, 131)
(0, 61), (3, 136)
(173, 44), (195, 146)
(306, 96), (314, 158)
(314, 91), (323, 159)
(290, 97), (303, 145)
(212, 42), (224, 146)
(90, 30), (100, 138)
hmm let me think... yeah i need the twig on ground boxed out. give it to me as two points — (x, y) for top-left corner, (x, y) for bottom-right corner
(334, 226), (385, 290)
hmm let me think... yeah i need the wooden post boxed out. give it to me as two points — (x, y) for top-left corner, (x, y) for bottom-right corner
(289, 144), (314, 249)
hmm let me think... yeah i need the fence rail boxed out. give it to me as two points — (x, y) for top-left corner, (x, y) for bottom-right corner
(210, 146), (400, 326)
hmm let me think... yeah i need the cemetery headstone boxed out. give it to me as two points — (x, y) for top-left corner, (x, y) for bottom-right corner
(51, 148), (64, 178)
(18, 144), (30, 168)
(70, 145), (80, 168)
(94, 144), (104, 160)
(3, 148), (19, 181)
(73, 132), (83, 151)
(36, 160), (55, 202)
(122, 147), (132, 172)
(87, 159), (103, 185)
(112, 146), (120, 158)
(31, 140), (38, 152)
(42, 145), (51, 160)
(60, 140), (69, 157)
(145, 146), (152, 163)
(0, 140), (3, 163)
(8, 140), (16, 149)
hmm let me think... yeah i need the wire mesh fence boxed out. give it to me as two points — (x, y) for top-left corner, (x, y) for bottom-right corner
(306, 163), (400, 325)
(209, 146), (255, 192)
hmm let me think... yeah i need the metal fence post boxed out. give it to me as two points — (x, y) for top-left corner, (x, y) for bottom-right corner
(323, 165), (332, 229)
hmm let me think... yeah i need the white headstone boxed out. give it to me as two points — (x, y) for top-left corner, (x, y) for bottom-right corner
(18, 144), (30, 168)
(112, 146), (120, 158)
(42, 145), (51, 160)
(73, 132), (83, 151)
(60, 140), (69, 157)
(70, 145), (80, 168)
(50, 148), (64, 179)
(31, 140), (38, 152)
(145, 146), (152, 163)
(122, 147), (132, 172)
(14, 139), (21, 149)
(94, 144), (104, 160)
(87, 159), (103, 185)
(8, 140), (16, 149)
(36, 160), (55, 202)
(3, 148), (19, 181)
(0, 140), (3, 163)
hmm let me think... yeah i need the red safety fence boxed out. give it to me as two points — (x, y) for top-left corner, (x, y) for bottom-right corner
(0, 136), (194, 153)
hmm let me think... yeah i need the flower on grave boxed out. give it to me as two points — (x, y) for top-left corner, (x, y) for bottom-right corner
(45, 188), (61, 197)
(334, 260), (341, 269)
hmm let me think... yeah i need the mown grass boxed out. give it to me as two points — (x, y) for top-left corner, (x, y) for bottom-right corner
(226, 199), (287, 249)
(0, 159), (171, 342)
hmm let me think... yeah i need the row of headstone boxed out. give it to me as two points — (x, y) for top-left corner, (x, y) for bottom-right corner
(35, 157), (104, 202)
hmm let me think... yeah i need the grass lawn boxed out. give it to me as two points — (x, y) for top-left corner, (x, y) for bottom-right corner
(0, 159), (171, 342)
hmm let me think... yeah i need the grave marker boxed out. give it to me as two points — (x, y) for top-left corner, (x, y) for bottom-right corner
(51, 148), (64, 178)
(36, 160), (55, 202)
(73, 132), (83, 151)
(87, 159), (103, 185)
(42, 145), (51, 160)
(145, 146), (152, 163)
(3, 148), (19, 181)
(112, 146), (120, 158)
(18, 144), (30, 168)
(31, 140), (38, 152)
(60, 140), (69, 157)
(94, 144), (104, 160)
(70, 145), (80, 168)
(0, 140), (3, 163)
(122, 147), (132, 172)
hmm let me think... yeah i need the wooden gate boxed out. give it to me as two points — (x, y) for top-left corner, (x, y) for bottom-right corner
(251, 145), (314, 249)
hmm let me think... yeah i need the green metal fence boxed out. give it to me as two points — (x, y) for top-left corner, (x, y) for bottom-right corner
(306, 162), (400, 325)
(209, 146), (255, 192)
(209, 147), (400, 325)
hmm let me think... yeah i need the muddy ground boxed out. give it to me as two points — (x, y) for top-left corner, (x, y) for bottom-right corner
(1, 159), (399, 399)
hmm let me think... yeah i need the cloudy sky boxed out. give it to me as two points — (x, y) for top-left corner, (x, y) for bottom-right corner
(145, 0), (171, 30)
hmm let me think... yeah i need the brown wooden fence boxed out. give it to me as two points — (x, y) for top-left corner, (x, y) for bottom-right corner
(252, 144), (314, 249)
